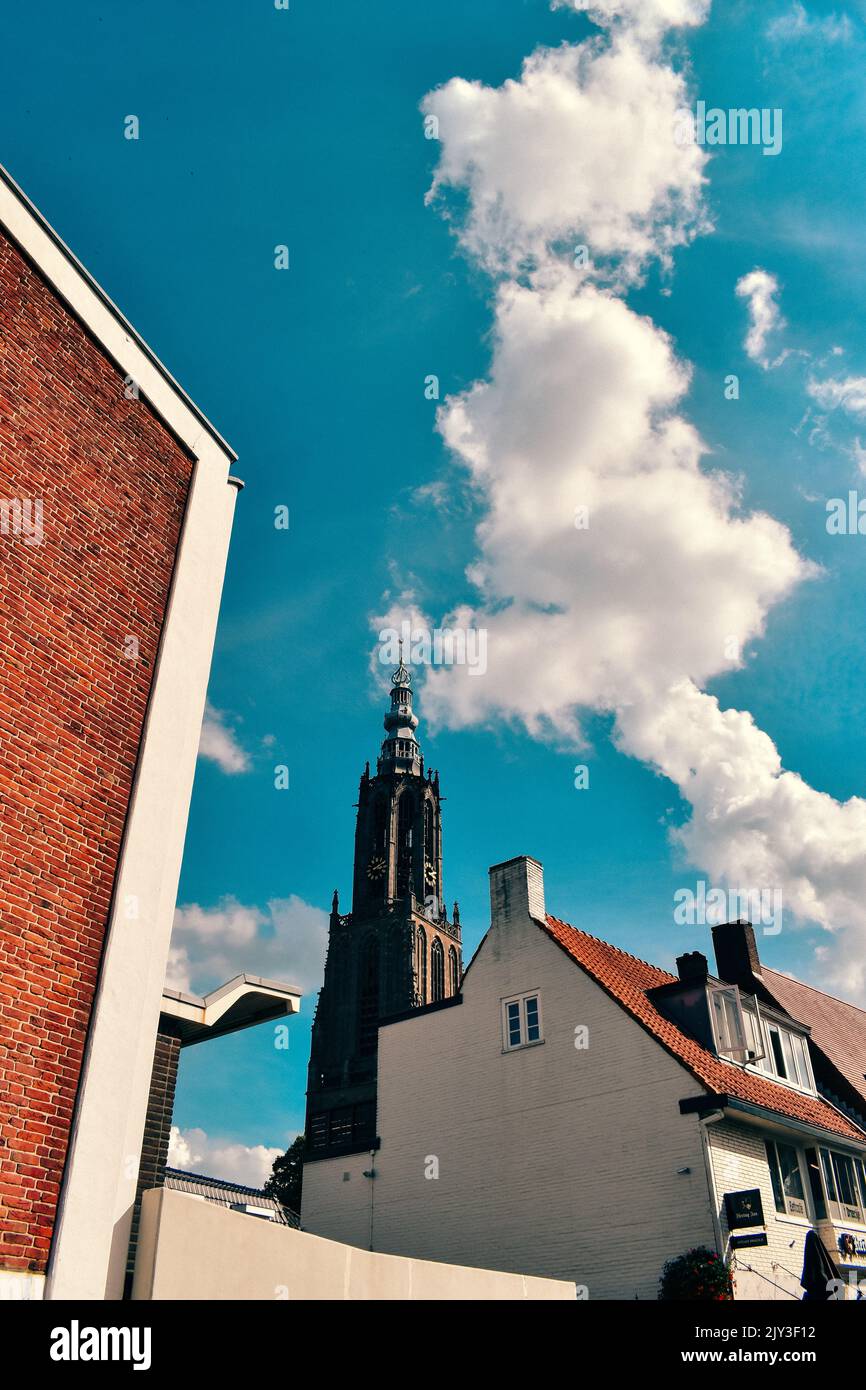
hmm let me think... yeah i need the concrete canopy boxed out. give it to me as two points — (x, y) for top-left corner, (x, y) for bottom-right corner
(161, 974), (302, 1047)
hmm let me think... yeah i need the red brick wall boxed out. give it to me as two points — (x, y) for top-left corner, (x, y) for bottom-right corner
(0, 230), (195, 1275)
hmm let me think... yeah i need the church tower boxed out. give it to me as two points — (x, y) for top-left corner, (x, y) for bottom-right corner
(305, 650), (462, 1158)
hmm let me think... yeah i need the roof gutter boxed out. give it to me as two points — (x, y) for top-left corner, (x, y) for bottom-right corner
(681, 1093), (866, 1153)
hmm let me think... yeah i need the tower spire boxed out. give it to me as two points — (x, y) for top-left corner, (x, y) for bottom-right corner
(305, 660), (462, 1159)
(379, 640), (421, 773)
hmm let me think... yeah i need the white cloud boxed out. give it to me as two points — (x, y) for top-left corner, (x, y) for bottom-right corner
(766, 3), (853, 45)
(167, 894), (329, 996)
(198, 702), (251, 774)
(422, 36), (709, 280)
(807, 374), (866, 418)
(553, 0), (711, 41)
(736, 268), (787, 369)
(406, 271), (811, 741)
(616, 684), (866, 1003)
(401, 2), (866, 1003)
(167, 1124), (282, 1188)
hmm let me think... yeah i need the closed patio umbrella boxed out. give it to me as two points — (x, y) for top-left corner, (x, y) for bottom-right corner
(801, 1229), (842, 1300)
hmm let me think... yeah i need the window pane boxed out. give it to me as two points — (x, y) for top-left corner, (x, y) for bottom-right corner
(832, 1153), (859, 1209)
(793, 1035), (811, 1089)
(724, 996), (745, 1051)
(777, 1142), (805, 1201)
(743, 1007), (762, 1060)
(710, 986), (745, 1054)
(525, 996), (540, 1042)
(765, 1141), (786, 1215)
(804, 1148), (827, 1221)
(858, 1160), (866, 1212)
(506, 1001), (521, 1047)
(780, 1030), (799, 1085)
(820, 1149), (838, 1203)
(751, 1015), (772, 1071)
(769, 1029), (787, 1078)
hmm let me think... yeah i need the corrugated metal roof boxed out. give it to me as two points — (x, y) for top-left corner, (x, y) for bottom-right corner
(164, 1167), (299, 1227)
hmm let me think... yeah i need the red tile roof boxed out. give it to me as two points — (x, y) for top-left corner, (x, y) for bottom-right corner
(762, 967), (866, 1110)
(542, 914), (866, 1144)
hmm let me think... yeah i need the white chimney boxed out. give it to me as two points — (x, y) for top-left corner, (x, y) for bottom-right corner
(489, 856), (546, 928)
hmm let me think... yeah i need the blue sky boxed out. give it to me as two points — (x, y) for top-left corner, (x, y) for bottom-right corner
(4, 0), (866, 1185)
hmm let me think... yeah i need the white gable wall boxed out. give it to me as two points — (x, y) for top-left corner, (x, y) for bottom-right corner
(304, 885), (717, 1299)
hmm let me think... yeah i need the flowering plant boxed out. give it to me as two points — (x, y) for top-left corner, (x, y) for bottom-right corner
(659, 1247), (734, 1300)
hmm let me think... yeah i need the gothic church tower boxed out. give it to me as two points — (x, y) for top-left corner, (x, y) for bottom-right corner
(305, 651), (462, 1158)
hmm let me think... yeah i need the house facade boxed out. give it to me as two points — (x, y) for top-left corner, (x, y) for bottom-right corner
(302, 856), (866, 1300)
(0, 165), (239, 1300)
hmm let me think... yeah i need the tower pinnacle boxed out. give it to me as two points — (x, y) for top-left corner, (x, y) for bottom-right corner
(380, 640), (421, 772)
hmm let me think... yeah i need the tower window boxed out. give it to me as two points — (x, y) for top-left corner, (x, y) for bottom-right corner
(397, 794), (414, 896)
(448, 946), (459, 996)
(372, 797), (387, 851)
(417, 927), (427, 1003)
(431, 937), (445, 1002)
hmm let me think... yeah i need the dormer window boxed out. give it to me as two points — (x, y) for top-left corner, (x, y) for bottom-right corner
(752, 1018), (815, 1093)
(708, 984), (816, 1094)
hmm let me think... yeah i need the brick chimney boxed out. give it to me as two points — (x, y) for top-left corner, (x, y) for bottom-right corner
(712, 920), (761, 987)
(489, 856), (546, 928)
(676, 951), (709, 984)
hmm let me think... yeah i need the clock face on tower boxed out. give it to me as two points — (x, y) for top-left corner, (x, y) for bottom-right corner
(424, 861), (436, 888)
(367, 854), (385, 880)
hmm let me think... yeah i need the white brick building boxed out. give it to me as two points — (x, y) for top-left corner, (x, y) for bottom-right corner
(303, 857), (866, 1300)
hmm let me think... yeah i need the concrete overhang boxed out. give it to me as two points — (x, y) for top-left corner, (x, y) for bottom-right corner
(161, 974), (302, 1047)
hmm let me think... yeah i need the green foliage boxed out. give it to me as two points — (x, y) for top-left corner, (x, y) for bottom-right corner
(264, 1134), (305, 1217)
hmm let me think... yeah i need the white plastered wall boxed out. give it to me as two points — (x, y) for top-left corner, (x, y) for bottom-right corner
(303, 861), (718, 1299)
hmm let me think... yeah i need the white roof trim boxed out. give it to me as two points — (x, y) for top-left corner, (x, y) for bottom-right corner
(0, 163), (236, 463)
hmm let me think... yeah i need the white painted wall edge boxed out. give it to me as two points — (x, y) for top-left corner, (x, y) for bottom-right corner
(45, 441), (238, 1300)
(0, 164), (236, 462)
(0, 165), (241, 1303)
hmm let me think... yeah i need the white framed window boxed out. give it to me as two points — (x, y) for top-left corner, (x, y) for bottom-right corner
(765, 1139), (809, 1219)
(502, 992), (543, 1051)
(708, 983), (749, 1060)
(720, 993), (816, 1097)
(818, 1147), (866, 1226)
(754, 1019), (815, 1094)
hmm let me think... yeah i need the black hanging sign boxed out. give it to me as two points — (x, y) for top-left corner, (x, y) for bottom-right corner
(724, 1188), (765, 1230)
